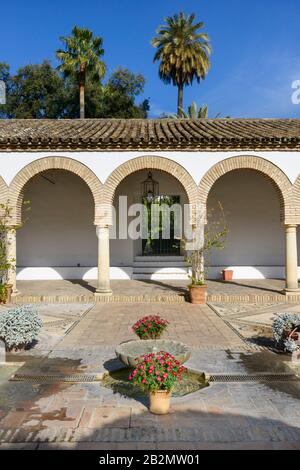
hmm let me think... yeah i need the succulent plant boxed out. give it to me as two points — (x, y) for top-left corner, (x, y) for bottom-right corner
(0, 304), (42, 351)
(272, 313), (300, 353)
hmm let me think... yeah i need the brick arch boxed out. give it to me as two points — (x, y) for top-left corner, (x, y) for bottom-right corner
(0, 176), (8, 205)
(8, 157), (103, 225)
(102, 156), (198, 224)
(291, 175), (300, 223)
(198, 156), (293, 223)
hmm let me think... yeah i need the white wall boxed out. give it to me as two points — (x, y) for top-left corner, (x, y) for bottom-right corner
(208, 169), (285, 269)
(16, 166), (290, 280)
(17, 170), (97, 267)
(17, 168), (188, 274)
(1, 150), (300, 186)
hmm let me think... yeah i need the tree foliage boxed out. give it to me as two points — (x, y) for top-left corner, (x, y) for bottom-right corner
(0, 61), (69, 119)
(56, 26), (106, 118)
(152, 12), (211, 116)
(0, 64), (149, 119)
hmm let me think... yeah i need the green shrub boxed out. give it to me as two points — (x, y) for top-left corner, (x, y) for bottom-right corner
(0, 304), (43, 351)
(0, 283), (7, 303)
(272, 313), (300, 353)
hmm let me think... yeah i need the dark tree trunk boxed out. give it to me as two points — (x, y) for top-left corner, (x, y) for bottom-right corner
(177, 84), (184, 117)
(79, 64), (85, 119)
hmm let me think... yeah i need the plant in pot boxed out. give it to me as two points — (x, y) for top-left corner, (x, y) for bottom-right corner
(0, 304), (43, 352)
(132, 315), (169, 340)
(186, 204), (228, 304)
(129, 351), (187, 414)
(272, 313), (300, 353)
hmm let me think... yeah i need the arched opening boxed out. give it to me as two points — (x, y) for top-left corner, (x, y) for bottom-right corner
(207, 169), (284, 279)
(110, 169), (190, 279)
(17, 169), (97, 280)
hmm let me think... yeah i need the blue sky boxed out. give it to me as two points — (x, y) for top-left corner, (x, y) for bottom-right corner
(1, 0), (300, 118)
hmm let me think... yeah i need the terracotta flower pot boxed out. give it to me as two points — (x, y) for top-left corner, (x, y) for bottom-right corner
(149, 390), (171, 415)
(222, 270), (233, 281)
(188, 284), (207, 304)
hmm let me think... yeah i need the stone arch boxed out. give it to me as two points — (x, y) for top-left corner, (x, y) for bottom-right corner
(8, 156), (103, 225)
(198, 156), (293, 223)
(102, 156), (198, 225)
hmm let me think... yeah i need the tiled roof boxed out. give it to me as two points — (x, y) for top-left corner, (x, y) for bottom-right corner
(0, 118), (300, 151)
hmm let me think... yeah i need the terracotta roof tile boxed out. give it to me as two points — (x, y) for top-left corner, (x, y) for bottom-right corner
(0, 118), (299, 151)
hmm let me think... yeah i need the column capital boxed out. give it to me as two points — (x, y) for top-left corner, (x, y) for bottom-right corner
(285, 224), (298, 231)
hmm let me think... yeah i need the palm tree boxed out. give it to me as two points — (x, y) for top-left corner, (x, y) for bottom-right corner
(152, 12), (211, 117)
(56, 26), (105, 118)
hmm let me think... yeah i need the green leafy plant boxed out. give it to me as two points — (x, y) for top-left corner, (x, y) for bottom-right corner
(186, 203), (228, 286)
(272, 313), (300, 353)
(168, 102), (231, 119)
(0, 284), (8, 303)
(129, 351), (187, 392)
(132, 315), (169, 340)
(0, 304), (43, 351)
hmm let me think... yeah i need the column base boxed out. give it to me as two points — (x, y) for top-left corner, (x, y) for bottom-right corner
(283, 288), (300, 297)
(95, 289), (113, 298)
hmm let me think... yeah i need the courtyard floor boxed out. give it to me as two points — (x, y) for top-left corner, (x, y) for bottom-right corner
(0, 300), (300, 450)
(14, 278), (291, 304)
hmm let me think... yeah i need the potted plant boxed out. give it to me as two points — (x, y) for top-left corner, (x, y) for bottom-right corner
(0, 304), (43, 352)
(186, 204), (228, 304)
(272, 313), (300, 353)
(132, 315), (169, 340)
(129, 351), (187, 415)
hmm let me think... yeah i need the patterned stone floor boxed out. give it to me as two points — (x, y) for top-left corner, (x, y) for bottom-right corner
(0, 302), (300, 450)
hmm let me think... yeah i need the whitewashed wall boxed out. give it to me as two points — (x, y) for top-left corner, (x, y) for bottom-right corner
(1, 148), (299, 280)
(1, 150), (300, 186)
(15, 165), (292, 280)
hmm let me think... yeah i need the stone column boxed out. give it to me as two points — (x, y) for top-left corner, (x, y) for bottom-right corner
(95, 225), (112, 296)
(6, 227), (18, 294)
(285, 224), (299, 292)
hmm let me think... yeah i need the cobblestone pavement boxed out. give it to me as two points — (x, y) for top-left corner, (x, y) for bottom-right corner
(0, 302), (300, 450)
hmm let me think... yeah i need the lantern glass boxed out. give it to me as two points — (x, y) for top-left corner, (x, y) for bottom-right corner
(141, 172), (159, 202)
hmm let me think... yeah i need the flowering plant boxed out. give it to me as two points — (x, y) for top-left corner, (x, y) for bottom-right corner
(132, 315), (169, 340)
(128, 351), (187, 392)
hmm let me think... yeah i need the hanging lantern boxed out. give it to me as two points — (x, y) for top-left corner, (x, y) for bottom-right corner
(141, 171), (159, 202)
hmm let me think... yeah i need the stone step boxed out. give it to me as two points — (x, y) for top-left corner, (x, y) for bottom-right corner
(132, 273), (189, 280)
(133, 267), (189, 274)
(133, 261), (187, 268)
(134, 256), (185, 262)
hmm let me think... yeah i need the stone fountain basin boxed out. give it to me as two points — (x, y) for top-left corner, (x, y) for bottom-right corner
(115, 339), (192, 367)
